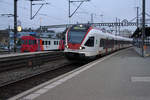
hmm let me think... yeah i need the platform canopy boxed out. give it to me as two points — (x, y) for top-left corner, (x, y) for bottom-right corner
(131, 27), (150, 38)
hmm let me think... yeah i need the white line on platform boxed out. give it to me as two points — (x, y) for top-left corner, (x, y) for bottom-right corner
(131, 77), (150, 82)
(9, 48), (130, 100)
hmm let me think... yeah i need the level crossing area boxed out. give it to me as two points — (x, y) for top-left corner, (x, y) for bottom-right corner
(9, 47), (150, 100)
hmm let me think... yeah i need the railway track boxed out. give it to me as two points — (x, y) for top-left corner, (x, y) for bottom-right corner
(0, 59), (82, 100)
(0, 51), (64, 72)
(0, 58), (69, 87)
(0, 48), (130, 99)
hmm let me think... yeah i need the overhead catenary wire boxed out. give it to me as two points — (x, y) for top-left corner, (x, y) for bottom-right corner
(0, 0), (69, 28)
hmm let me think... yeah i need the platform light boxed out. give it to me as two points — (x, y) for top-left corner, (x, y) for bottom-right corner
(17, 26), (22, 32)
(80, 24), (83, 27)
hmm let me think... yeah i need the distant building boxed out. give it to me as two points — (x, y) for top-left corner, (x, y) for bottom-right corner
(0, 30), (9, 49)
(119, 29), (132, 38)
(0, 28), (61, 51)
(39, 30), (56, 38)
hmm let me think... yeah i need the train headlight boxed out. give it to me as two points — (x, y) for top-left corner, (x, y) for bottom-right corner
(79, 47), (82, 50)
(79, 46), (85, 50)
(65, 45), (69, 48)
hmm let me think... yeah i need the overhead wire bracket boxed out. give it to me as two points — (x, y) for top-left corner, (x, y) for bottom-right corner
(29, 0), (49, 20)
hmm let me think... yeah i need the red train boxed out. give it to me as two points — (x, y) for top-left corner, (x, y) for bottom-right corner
(21, 36), (64, 52)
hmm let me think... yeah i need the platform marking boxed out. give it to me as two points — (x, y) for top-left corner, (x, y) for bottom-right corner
(9, 48), (130, 100)
(131, 77), (150, 82)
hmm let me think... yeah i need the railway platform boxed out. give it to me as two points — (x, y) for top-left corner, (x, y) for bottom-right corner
(0, 51), (60, 59)
(10, 47), (150, 100)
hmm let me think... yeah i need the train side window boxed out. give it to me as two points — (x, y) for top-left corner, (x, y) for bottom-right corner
(42, 41), (44, 45)
(54, 41), (57, 45)
(85, 37), (94, 47)
(31, 40), (34, 45)
(31, 40), (33, 45)
(103, 39), (106, 49)
(25, 40), (27, 44)
(45, 41), (48, 45)
(29, 40), (31, 45)
(21, 40), (23, 44)
(49, 41), (51, 45)
(30, 40), (31, 45)
(33, 40), (35, 44)
(37, 40), (40, 45)
(55, 41), (57, 45)
(100, 39), (104, 47)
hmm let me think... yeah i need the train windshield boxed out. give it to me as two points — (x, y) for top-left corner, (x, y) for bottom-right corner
(68, 25), (89, 44)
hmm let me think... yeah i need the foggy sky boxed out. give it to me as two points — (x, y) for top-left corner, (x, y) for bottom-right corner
(0, 0), (149, 29)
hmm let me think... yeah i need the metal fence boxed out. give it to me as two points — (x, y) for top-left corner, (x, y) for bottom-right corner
(133, 36), (150, 56)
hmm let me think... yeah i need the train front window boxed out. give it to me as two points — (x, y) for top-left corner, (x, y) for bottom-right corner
(68, 25), (89, 44)
(68, 31), (87, 44)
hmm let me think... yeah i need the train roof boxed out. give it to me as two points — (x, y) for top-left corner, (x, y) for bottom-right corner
(92, 28), (132, 41)
(69, 24), (132, 41)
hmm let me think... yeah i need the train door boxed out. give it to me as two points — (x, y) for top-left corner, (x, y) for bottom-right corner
(95, 34), (99, 54)
(38, 39), (41, 51)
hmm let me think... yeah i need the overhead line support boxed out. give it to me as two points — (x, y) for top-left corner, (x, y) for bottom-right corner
(14, 0), (17, 52)
(142, 0), (146, 57)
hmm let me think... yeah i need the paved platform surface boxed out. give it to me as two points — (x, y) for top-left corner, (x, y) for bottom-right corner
(15, 48), (150, 100)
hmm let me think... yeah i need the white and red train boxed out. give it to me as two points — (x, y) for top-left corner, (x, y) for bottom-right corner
(21, 36), (64, 52)
(64, 24), (132, 60)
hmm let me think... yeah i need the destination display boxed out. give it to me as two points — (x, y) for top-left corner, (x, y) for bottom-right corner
(73, 25), (87, 30)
